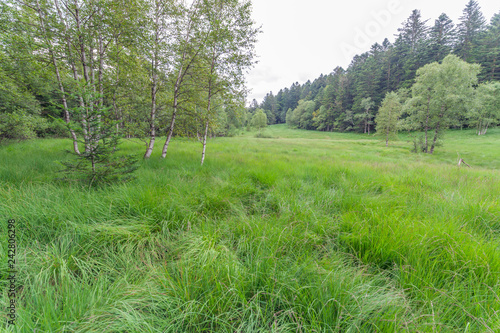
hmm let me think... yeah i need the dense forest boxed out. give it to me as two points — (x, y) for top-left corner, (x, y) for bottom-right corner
(251, 1), (500, 140)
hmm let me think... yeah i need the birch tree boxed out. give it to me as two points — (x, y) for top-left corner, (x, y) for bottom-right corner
(468, 82), (500, 135)
(197, 0), (258, 165)
(358, 97), (375, 134)
(375, 92), (401, 147)
(22, 0), (81, 154)
(160, 0), (207, 158)
(143, 0), (178, 158)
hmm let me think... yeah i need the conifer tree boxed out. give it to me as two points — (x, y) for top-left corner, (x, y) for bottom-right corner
(477, 12), (500, 81)
(456, 0), (487, 62)
(60, 89), (138, 187)
(428, 13), (456, 62)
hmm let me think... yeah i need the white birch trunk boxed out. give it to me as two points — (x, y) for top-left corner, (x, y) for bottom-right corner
(36, 0), (80, 154)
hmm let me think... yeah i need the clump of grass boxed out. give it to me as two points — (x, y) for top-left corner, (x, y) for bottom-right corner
(254, 131), (274, 139)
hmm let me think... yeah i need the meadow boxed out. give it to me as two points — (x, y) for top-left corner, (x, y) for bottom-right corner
(1, 124), (500, 332)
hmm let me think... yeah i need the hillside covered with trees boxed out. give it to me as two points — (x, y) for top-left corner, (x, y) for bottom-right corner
(251, 1), (500, 140)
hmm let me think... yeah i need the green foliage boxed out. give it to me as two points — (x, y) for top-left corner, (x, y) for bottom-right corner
(253, 131), (273, 138)
(428, 13), (456, 62)
(467, 82), (500, 135)
(0, 51), (45, 141)
(355, 97), (376, 134)
(456, 0), (487, 62)
(375, 92), (401, 146)
(402, 55), (481, 153)
(478, 12), (500, 81)
(410, 134), (426, 153)
(287, 100), (316, 129)
(250, 108), (267, 131)
(0, 112), (44, 141)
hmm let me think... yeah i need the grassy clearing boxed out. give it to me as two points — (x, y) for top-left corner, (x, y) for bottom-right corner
(1, 125), (499, 332)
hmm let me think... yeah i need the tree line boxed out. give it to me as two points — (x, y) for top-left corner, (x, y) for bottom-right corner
(0, 0), (259, 164)
(251, 1), (500, 146)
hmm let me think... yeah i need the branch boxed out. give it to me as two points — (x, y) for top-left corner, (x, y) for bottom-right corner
(458, 158), (471, 168)
(457, 153), (471, 168)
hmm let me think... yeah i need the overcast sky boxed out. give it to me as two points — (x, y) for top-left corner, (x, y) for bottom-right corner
(245, 0), (499, 104)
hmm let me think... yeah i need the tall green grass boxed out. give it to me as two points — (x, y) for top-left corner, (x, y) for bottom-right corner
(1, 126), (499, 332)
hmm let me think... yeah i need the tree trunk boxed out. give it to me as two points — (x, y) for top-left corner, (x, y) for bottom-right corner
(429, 125), (439, 154)
(161, 51), (201, 159)
(161, 85), (179, 158)
(95, 30), (105, 140)
(482, 122), (489, 135)
(144, 76), (157, 158)
(144, 10), (160, 159)
(477, 120), (483, 136)
(424, 92), (431, 153)
(54, 0), (89, 151)
(161, 51), (187, 159)
(201, 118), (210, 165)
(35, 0), (80, 154)
(112, 46), (121, 134)
(366, 110), (370, 135)
(429, 107), (445, 154)
(161, 1), (208, 159)
(74, 0), (91, 153)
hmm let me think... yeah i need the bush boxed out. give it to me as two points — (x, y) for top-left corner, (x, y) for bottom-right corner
(37, 119), (70, 138)
(411, 135), (426, 153)
(0, 112), (39, 141)
(411, 134), (443, 153)
(0, 112), (70, 140)
(251, 109), (268, 131)
(254, 132), (273, 139)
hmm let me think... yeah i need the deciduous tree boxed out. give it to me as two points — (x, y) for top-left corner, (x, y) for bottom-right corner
(467, 82), (500, 135)
(404, 55), (480, 153)
(375, 92), (401, 147)
(251, 108), (267, 132)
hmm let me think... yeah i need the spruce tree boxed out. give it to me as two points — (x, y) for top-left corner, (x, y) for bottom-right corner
(428, 13), (456, 62)
(477, 12), (500, 81)
(60, 89), (139, 187)
(456, 0), (487, 62)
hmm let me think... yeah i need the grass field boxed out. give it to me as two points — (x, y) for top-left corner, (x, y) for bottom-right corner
(1, 124), (500, 332)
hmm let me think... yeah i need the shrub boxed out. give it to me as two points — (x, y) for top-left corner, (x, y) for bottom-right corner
(0, 112), (39, 141)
